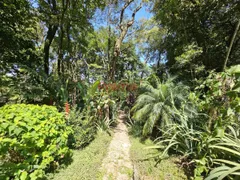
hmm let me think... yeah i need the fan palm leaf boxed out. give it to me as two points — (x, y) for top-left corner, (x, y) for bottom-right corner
(132, 77), (189, 136)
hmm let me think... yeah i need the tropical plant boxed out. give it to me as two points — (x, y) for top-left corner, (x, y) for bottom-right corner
(150, 124), (240, 179)
(67, 106), (96, 149)
(96, 118), (113, 133)
(147, 66), (240, 179)
(206, 134), (240, 180)
(0, 104), (72, 180)
(131, 76), (192, 136)
(66, 80), (121, 149)
(196, 65), (240, 133)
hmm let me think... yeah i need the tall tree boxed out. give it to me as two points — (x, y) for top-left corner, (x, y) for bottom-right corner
(38, 0), (59, 75)
(37, 0), (104, 75)
(0, 0), (40, 71)
(109, 0), (142, 81)
(0, 0), (46, 105)
(152, 0), (240, 78)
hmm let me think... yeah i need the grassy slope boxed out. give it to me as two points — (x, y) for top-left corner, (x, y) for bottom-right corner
(49, 131), (112, 180)
(130, 137), (188, 180)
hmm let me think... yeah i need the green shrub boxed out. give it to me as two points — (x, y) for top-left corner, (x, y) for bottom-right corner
(196, 66), (240, 133)
(67, 106), (96, 149)
(0, 104), (72, 180)
(131, 77), (193, 136)
(151, 124), (240, 179)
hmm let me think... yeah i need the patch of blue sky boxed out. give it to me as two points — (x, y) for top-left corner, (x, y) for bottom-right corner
(92, 4), (152, 30)
(135, 5), (153, 21)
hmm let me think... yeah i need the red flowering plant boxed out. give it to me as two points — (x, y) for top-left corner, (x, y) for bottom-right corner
(65, 101), (70, 118)
(97, 81), (139, 109)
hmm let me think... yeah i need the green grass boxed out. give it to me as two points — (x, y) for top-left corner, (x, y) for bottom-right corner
(48, 131), (112, 180)
(130, 137), (188, 180)
(119, 166), (134, 178)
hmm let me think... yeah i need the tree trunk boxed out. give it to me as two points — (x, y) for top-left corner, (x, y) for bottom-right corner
(223, 19), (240, 71)
(43, 25), (58, 75)
(110, 38), (122, 81)
(107, 25), (111, 66)
(58, 25), (64, 76)
(58, 0), (69, 77)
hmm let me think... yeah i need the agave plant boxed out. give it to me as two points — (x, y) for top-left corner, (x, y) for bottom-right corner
(131, 77), (192, 136)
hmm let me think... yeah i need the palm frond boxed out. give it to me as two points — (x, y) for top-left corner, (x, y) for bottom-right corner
(140, 81), (155, 92)
(143, 113), (160, 136)
(131, 94), (155, 112)
(131, 76), (192, 136)
(133, 103), (153, 121)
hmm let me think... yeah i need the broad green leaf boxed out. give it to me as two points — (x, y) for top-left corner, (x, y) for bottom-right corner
(20, 171), (28, 180)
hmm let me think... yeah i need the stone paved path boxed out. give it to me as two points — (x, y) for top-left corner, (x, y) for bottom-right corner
(101, 111), (133, 180)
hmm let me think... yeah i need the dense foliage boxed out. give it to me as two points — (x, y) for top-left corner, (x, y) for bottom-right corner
(151, 0), (239, 78)
(0, 0), (239, 179)
(135, 66), (240, 179)
(67, 106), (97, 149)
(131, 76), (192, 136)
(0, 104), (72, 179)
(66, 80), (138, 148)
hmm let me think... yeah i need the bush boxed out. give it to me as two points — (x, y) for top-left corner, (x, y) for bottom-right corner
(152, 124), (240, 179)
(0, 104), (72, 180)
(131, 77), (193, 136)
(149, 66), (240, 179)
(67, 106), (96, 149)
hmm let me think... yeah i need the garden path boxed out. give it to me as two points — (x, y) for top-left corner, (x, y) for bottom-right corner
(101, 111), (133, 180)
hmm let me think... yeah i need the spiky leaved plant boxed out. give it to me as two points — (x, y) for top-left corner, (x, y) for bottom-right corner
(131, 76), (192, 136)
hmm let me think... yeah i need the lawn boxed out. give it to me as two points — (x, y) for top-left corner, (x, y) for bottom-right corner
(130, 137), (188, 180)
(48, 131), (112, 180)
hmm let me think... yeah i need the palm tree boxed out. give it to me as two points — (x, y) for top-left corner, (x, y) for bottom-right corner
(131, 77), (191, 136)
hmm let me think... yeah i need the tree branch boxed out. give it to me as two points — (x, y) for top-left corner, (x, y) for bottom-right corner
(121, 44), (131, 53)
(127, 3), (142, 27)
(119, 0), (134, 25)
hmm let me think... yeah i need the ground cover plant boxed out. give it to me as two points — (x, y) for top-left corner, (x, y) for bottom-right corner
(0, 104), (72, 179)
